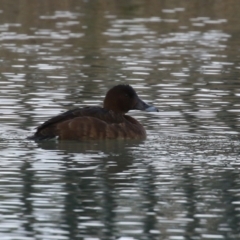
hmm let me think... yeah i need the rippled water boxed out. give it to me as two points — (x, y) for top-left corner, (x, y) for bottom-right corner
(0, 0), (240, 239)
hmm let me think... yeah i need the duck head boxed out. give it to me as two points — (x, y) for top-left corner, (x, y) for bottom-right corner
(103, 84), (158, 114)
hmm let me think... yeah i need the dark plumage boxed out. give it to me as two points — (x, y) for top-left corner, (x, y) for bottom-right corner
(28, 85), (158, 140)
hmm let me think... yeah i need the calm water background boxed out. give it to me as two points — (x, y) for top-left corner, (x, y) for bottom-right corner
(0, 0), (240, 239)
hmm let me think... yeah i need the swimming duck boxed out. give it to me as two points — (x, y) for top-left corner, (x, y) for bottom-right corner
(28, 84), (158, 140)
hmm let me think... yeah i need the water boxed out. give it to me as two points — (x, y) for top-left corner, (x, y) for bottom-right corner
(0, 0), (240, 239)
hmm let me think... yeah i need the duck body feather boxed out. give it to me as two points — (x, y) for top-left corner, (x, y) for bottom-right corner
(30, 106), (146, 140)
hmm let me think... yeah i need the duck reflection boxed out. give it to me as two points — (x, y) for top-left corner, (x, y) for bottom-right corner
(20, 137), (164, 239)
(37, 139), (141, 239)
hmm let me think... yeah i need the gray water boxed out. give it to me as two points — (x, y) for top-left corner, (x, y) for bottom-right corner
(0, 0), (240, 239)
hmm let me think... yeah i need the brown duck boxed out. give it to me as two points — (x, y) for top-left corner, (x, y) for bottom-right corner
(28, 85), (158, 140)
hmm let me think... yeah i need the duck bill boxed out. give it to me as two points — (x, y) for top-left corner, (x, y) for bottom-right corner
(134, 98), (158, 112)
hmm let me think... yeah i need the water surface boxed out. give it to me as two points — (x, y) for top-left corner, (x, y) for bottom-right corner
(0, 0), (240, 239)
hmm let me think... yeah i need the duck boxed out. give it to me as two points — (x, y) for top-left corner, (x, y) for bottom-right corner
(28, 84), (158, 141)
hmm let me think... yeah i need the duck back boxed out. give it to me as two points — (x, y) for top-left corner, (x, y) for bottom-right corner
(29, 106), (146, 140)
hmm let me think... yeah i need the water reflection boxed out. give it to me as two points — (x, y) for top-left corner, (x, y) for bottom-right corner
(0, 0), (240, 239)
(28, 140), (140, 239)
(20, 161), (36, 237)
(1, 137), (240, 239)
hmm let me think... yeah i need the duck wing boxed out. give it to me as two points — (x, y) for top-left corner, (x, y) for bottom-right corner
(29, 106), (125, 140)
